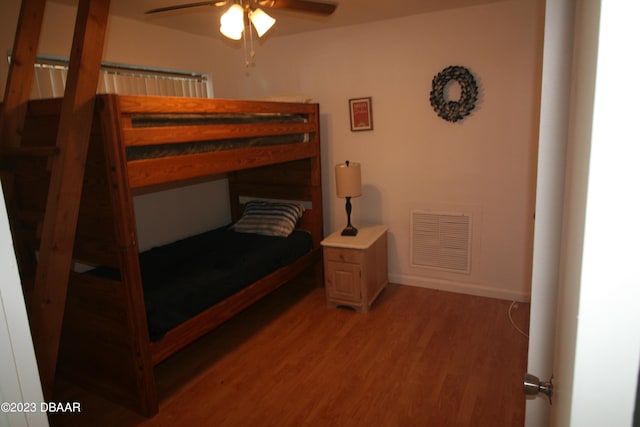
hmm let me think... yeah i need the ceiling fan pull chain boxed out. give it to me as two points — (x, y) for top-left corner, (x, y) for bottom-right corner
(249, 21), (257, 62)
(242, 26), (250, 67)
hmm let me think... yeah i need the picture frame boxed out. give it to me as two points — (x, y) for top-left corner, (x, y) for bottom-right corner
(349, 97), (373, 131)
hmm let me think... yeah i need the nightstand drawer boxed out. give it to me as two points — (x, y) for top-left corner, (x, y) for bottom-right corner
(324, 247), (362, 264)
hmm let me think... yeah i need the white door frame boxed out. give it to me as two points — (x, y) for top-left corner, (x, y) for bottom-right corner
(0, 184), (49, 426)
(525, 0), (576, 422)
(526, 0), (640, 425)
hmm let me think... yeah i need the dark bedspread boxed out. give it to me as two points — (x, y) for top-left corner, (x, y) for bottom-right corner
(89, 226), (312, 341)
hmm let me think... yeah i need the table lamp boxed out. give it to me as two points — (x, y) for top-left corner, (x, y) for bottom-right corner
(335, 160), (362, 236)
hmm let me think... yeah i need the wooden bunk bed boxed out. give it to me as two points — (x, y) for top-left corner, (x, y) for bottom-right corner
(1, 1), (325, 417)
(3, 93), (323, 416)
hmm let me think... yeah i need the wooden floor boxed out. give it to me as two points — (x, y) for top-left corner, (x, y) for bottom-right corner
(50, 278), (530, 427)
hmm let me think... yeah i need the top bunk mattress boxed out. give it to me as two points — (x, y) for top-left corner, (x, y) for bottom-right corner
(125, 111), (310, 161)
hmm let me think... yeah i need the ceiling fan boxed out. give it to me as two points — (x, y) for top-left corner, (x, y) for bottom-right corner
(145, 0), (337, 66)
(145, 0), (338, 17)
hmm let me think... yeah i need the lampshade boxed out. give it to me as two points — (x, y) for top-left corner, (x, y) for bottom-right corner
(249, 8), (276, 37)
(220, 4), (244, 40)
(335, 162), (362, 198)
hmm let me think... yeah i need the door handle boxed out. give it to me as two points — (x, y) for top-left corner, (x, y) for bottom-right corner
(524, 373), (553, 405)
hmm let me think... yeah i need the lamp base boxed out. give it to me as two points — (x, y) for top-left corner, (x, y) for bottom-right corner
(341, 225), (358, 236)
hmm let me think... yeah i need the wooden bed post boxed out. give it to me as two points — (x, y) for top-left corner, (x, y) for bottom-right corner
(0, 0), (47, 279)
(0, 0), (111, 400)
(0, 0), (46, 150)
(32, 0), (111, 400)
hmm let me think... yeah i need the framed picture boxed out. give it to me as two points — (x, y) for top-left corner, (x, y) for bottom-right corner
(349, 97), (373, 131)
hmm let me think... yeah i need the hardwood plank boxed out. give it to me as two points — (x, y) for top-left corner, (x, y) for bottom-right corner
(116, 95), (318, 115)
(0, 146), (59, 158)
(94, 94), (159, 415)
(0, 0), (47, 150)
(0, 0), (48, 293)
(28, 0), (111, 399)
(58, 273), (156, 415)
(123, 122), (315, 146)
(126, 142), (317, 188)
(51, 282), (529, 427)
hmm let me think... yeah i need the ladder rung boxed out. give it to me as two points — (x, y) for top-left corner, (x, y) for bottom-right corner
(16, 209), (45, 223)
(1, 146), (59, 158)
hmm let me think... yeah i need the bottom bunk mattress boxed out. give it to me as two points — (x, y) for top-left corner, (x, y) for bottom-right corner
(90, 226), (312, 341)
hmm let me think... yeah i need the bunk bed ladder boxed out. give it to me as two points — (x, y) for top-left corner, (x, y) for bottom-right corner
(0, 0), (111, 400)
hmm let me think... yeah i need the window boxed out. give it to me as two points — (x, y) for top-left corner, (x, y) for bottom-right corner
(21, 55), (211, 99)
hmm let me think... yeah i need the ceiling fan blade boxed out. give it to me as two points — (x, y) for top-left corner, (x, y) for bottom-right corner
(145, 1), (226, 14)
(260, 0), (337, 16)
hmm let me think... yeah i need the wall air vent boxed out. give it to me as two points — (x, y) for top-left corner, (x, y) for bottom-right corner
(410, 210), (472, 274)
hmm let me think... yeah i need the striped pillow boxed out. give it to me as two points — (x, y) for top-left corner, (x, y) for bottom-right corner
(230, 201), (305, 237)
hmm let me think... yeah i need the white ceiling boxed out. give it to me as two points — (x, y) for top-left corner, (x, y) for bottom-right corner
(50, 0), (508, 39)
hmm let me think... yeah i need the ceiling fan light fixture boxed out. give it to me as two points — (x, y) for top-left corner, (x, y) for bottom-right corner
(248, 8), (276, 37)
(220, 24), (243, 40)
(220, 3), (244, 40)
(220, 23), (244, 40)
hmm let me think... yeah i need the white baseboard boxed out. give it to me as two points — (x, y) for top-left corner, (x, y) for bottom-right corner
(389, 273), (531, 303)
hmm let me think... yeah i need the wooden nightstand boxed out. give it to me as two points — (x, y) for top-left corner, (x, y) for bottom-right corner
(321, 225), (388, 312)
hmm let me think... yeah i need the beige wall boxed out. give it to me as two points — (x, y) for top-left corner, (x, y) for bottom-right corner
(1, 0), (544, 300)
(221, 0), (544, 300)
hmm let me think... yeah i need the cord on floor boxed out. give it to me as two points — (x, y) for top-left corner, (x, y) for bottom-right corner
(508, 301), (529, 338)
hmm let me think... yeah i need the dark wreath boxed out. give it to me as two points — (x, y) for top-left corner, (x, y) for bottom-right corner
(429, 65), (478, 123)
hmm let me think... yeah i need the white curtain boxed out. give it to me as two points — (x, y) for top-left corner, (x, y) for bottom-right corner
(31, 63), (210, 99)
